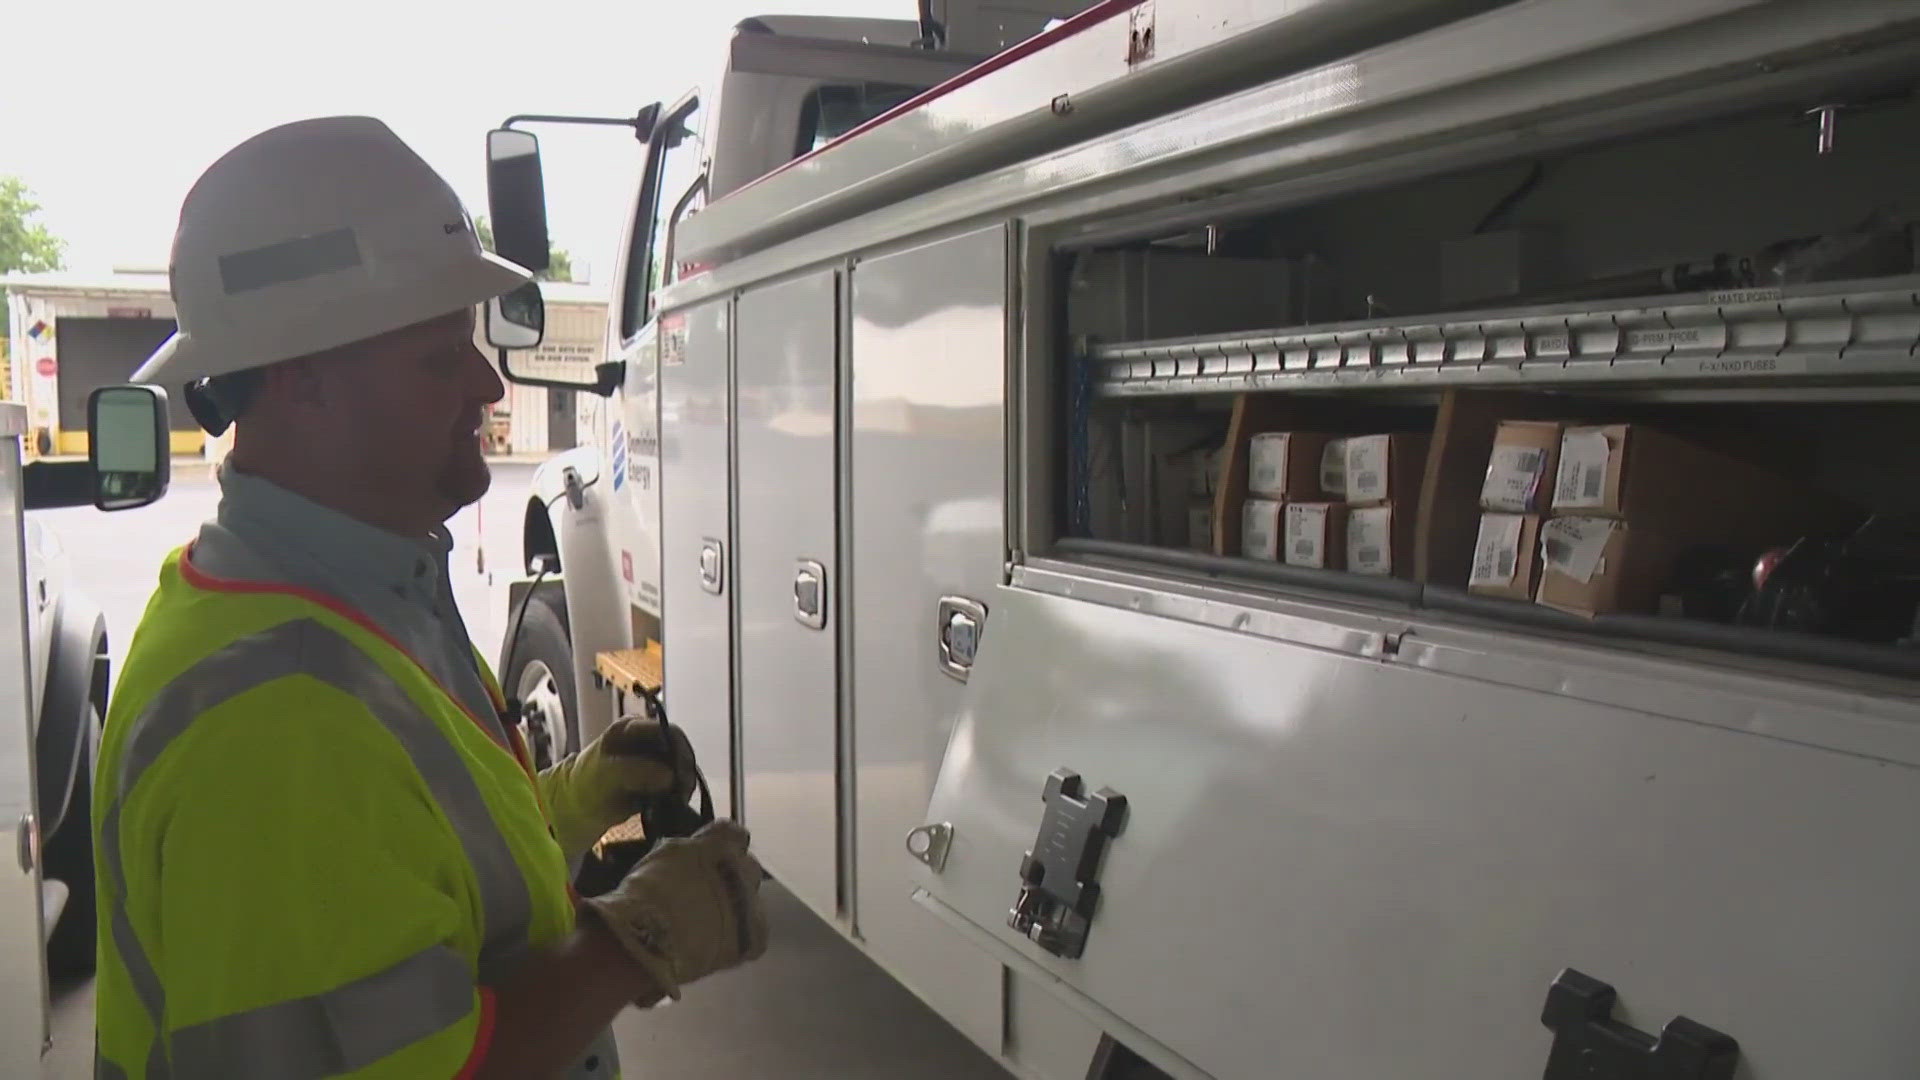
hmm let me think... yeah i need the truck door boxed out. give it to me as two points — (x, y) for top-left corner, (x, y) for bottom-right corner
(845, 225), (1009, 1052)
(0, 402), (48, 1072)
(734, 270), (840, 919)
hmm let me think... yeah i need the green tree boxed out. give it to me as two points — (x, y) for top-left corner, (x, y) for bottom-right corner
(0, 178), (64, 273)
(474, 216), (573, 282)
(0, 177), (67, 335)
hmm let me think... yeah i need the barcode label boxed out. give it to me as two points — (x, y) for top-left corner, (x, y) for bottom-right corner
(1482, 443), (1551, 512)
(1347, 505), (1393, 575)
(1554, 429), (1615, 511)
(1320, 439), (1349, 497)
(1284, 503), (1328, 568)
(1470, 514), (1525, 588)
(1540, 516), (1616, 584)
(1345, 436), (1391, 502)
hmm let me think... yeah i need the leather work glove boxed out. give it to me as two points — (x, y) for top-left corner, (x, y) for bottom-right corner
(583, 819), (770, 1000)
(539, 716), (698, 858)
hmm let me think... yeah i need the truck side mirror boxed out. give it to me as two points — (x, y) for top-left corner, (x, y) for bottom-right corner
(487, 128), (552, 275)
(88, 385), (170, 511)
(487, 281), (546, 350)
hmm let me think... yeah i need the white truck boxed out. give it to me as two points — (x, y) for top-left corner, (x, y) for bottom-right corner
(0, 386), (169, 1072)
(481, 2), (1920, 1076)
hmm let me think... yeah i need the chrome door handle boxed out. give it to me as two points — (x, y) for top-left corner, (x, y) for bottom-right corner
(794, 560), (826, 630)
(16, 814), (36, 874)
(936, 596), (987, 682)
(699, 539), (725, 595)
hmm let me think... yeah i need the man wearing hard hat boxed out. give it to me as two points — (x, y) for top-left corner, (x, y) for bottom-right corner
(93, 116), (767, 1079)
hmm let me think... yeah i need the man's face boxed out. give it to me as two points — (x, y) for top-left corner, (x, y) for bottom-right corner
(323, 309), (506, 525)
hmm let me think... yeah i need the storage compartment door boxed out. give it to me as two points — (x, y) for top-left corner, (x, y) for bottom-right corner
(848, 225), (1008, 1053)
(657, 300), (735, 818)
(912, 584), (1920, 1079)
(735, 268), (840, 919)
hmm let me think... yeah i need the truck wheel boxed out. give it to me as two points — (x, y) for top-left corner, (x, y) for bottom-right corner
(44, 707), (97, 981)
(508, 597), (578, 771)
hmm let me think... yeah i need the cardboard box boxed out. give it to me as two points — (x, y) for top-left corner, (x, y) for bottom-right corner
(1188, 501), (1215, 552)
(1468, 513), (1543, 600)
(1344, 433), (1429, 506)
(1248, 432), (1334, 500)
(1346, 502), (1416, 577)
(1241, 498), (1282, 560)
(1534, 516), (1647, 616)
(1318, 438), (1349, 500)
(1189, 445), (1224, 498)
(1549, 423), (1808, 519)
(1283, 502), (1347, 570)
(1536, 497), (1859, 617)
(1480, 421), (1562, 513)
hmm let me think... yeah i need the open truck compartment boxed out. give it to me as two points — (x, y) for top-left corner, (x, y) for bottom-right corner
(1055, 74), (1920, 679)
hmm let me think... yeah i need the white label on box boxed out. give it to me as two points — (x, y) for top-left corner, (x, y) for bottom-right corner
(1554, 429), (1613, 510)
(1189, 504), (1214, 550)
(1319, 438), (1348, 498)
(1470, 514), (1525, 587)
(1540, 516), (1615, 584)
(1284, 504), (1330, 568)
(1247, 434), (1290, 496)
(1347, 505), (1393, 576)
(1241, 499), (1281, 560)
(1481, 444), (1548, 512)
(1345, 435), (1391, 503)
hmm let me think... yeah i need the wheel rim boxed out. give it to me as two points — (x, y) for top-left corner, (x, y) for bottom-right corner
(515, 659), (569, 769)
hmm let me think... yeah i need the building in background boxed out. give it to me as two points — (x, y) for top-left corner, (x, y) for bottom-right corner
(3, 271), (606, 459)
(3, 270), (193, 458)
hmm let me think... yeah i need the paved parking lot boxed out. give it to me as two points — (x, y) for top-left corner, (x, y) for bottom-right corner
(35, 461), (1007, 1079)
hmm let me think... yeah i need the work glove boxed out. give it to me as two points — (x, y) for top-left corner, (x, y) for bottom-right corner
(539, 716), (698, 859)
(583, 819), (770, 1000)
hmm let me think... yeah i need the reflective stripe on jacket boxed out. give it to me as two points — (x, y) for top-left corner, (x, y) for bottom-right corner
(95, 547), (619, 1078)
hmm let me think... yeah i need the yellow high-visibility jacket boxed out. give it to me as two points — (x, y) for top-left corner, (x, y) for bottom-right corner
(94, 547), (619, 1078)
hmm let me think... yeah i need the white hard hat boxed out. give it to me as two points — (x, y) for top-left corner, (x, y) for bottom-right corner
(134, 115), (531, 385)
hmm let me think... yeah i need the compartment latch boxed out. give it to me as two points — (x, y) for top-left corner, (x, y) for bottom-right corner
(1541, 968), (1739, 1080)
(1007, 768), (1127, 959)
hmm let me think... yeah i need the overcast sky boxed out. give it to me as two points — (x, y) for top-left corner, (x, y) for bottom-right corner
(1, 0), (905, 287)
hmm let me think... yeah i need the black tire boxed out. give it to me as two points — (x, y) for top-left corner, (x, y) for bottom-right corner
(503, 596), (578, 771)
(45, 708), (97, 981)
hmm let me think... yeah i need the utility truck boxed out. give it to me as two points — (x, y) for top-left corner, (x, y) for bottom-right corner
(0, 384), (170, 1072)
(481, 2), (1920, 1076)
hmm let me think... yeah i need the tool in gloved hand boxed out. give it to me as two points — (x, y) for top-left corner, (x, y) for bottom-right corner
(582, 818), (770, 1000)
(537, 687), (706, 862)
(567, 686), (719, 896)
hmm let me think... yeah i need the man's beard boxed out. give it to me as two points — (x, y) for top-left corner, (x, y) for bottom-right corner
(435, 439), (493, 511)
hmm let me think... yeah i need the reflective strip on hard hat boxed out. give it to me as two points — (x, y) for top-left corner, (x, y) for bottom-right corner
(100, 617), (532, 1073)
(218, 228), (363, 295)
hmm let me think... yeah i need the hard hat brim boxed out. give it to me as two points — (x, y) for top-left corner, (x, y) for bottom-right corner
(133, 250), (533, 385)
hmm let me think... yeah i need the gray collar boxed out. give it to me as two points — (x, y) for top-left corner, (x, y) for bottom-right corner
(212, 463), (451, 607)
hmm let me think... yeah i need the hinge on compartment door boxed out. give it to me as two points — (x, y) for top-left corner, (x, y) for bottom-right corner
(1008, 769), (1127, 959)
(1540, 969), (1740, 1080)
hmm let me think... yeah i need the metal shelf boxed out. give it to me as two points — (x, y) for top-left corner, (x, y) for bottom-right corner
(1085, 275), (1920, 398)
